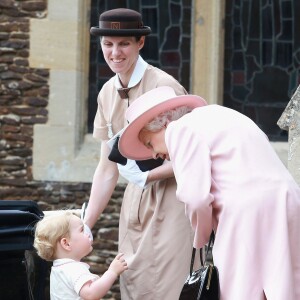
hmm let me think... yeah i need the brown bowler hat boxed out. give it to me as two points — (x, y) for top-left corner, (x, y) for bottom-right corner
(90, 8), (151, 37)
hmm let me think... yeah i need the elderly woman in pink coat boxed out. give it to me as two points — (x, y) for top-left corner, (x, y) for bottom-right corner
(118, 86), (300, 300)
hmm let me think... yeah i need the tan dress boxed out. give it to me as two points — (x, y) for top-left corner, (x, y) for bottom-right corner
(93, 58), (194, 299)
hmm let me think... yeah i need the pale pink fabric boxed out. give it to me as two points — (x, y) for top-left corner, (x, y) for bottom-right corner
(166, 105), (300, 300)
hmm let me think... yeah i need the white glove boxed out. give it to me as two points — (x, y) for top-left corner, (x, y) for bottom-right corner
(81, 202), (93, 242)
(118, 159), (149, 188)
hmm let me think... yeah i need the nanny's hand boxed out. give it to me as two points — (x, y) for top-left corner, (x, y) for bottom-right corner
(118, 159), (149, 188)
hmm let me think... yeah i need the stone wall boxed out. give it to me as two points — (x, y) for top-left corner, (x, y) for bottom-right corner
(0, 1), (123, 299)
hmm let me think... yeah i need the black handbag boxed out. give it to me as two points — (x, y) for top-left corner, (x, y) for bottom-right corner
(179, 231), (220, 300)
(108, 135), (164, 171)
(108, 135), (127, 165)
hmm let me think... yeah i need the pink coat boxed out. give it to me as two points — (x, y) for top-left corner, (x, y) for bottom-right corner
(166, 105), (300, 300)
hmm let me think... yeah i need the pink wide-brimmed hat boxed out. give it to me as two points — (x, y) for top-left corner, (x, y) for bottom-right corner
(118, 86), (207, 160)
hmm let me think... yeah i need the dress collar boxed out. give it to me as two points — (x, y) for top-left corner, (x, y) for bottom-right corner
(114, 55), (148, 89)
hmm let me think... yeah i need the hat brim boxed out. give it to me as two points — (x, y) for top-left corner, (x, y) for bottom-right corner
(90, 26), (152, 36)
(119, 95), (207, 160)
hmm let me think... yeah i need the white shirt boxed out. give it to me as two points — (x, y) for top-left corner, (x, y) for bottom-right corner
(50, 258), (99, 300)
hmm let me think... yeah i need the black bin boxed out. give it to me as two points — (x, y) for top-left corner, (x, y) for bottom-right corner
(0, 200), (49, 300)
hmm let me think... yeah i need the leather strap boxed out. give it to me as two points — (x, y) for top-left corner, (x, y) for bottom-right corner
(189, 230), (215, 276)
(100, 21), (143, 30)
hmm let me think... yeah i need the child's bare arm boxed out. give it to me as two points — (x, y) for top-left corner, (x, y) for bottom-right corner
(79, 253), (128, 300)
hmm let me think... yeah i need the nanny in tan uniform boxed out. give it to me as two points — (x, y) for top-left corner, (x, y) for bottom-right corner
(84, 8), (194, 300)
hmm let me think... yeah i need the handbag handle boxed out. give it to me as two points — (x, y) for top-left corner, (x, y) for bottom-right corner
(189, 230), (215, 276)
(204, 230), (215, 264)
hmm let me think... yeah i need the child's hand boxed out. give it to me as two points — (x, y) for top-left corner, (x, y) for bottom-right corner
(108, 253), (128, 276)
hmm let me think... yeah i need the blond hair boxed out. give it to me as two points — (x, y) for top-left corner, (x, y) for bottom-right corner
(34, 211), (74, 261)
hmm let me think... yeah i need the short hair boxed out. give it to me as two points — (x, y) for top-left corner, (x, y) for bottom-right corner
(142, 106), (193, 132)
(34, 211), (74, 261)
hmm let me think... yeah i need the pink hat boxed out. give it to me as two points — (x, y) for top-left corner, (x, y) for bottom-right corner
(119, 86), (207, 160)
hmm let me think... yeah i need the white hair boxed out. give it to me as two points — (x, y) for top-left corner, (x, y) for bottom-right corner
(142, 106), (193, 132)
